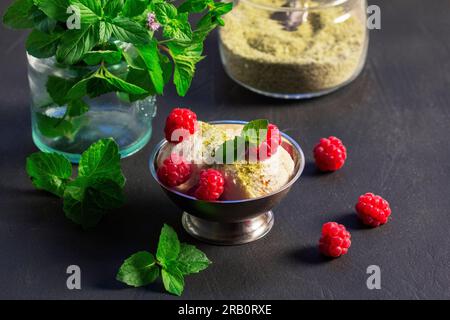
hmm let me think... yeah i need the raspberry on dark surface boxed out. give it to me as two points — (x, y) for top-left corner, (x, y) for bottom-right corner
(356, 193), (392, 227)
(319, 222), (352, 258)
(313, 136), (347, 172)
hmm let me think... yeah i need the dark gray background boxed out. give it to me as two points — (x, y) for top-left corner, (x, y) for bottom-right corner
(1, 0), (449, 300)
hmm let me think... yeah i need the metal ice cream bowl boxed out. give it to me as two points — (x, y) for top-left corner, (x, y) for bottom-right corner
(149, 121), (305, 245)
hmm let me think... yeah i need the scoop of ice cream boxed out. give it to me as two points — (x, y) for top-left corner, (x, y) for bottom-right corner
(158, 122), (237, 166)
(218, 145), (295, 200)
(157, 122), (237, 193)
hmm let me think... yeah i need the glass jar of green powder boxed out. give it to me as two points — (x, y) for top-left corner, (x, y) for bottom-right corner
(219, 0), (369, 99)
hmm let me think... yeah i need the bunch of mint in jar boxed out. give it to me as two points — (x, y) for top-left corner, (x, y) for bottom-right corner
(2, 0), (233, 135)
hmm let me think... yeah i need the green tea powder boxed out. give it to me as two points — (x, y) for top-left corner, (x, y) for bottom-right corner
(219, 0), (367, 95)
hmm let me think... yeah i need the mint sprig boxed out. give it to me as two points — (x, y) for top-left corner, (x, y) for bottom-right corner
(117, 224), (211, 296)
(26, 138), (126, 229)
(214, 119), (270, 163)
(241, 119), (270, 145)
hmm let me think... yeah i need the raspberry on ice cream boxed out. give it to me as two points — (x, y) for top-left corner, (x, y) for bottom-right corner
(250, 123), (282, 160)
(313, 136), (347, 172)
(319, 222), (351, 258)
(164, 108), (198, 143)
(157, 153), (192, 187)
(355, 193), (391, 227)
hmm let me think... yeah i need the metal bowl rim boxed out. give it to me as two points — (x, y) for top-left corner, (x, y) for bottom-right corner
(149, 120), (305, 204)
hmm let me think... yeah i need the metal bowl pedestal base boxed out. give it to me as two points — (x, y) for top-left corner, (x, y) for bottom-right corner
(182, 211), (274, 245)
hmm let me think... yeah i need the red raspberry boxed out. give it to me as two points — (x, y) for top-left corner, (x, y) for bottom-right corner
(313, 136), (347, 172)
(356, 193), (391, 227)
(249, 124), (282, 160)
(194, 169), (225, 201)
(319, 222), (351, 258)
(164, 108), (198, 143)
(157, 153), (192, 187)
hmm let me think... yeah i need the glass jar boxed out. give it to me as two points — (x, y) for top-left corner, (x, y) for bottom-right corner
(219, 0), (369, 99)
(27, 54), (156, 162)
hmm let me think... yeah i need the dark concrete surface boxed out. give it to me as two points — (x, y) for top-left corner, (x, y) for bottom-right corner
(0, 0), (449, 299)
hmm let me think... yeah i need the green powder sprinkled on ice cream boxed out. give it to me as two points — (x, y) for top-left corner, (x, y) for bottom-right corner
(201, 122), (229, 149)
(233, 162), (264, 187)
(219, 0), (367, 94)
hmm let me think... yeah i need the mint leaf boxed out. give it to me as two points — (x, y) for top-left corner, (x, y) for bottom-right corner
(35, 0), (70, 22)
(172, 54), (200, 96)
(78, 137), (125, 187)
(214, 136), (245, 164)
(26, 29), (63, 58)
(99, 21), (113, 43)
(26, 152), (72, 197)
(121, 0), (146, 18)
(196, 2), (233, 38)
(63, 179), (96, 226)
(82, 50), (122, 65)
(3, 0), (35, 29)
(164, 13), (193, 42)
(84, 178), (125, 210)
(56, 23), (99, 64)
(214, 119), (269, 162)
(242, 119), (269, 145)
(63, 177), (125, 229)
(210, 2), (233, 16)
(66, 67), (131, 100)
(116, 251), (159, 287)
(156, 224), (180, 265)
(178, 0), (212, 13)
(154, 2), (177, 24)
(67, 99), (89, 117)
(125, 68), (156, 101)
(100, 65), (148, 95)
(135, 41), (164, 95)
(102, 0), (123, 17)
(120, 43), (145, 70)
(86, 77), (115, 98)
(69, 0), (102, 16)
(69, 0), (101, 24)
(167, 41), (204, 96)
(161, 264), (184, 296)
(30, 7), (57, 33)
(66, 70), (97, 100)
(110, 16), (150, 45)
(66, 65), (142, 100)
(35, 113), (79, 139)
(154, 3), (192, 42)
(46, 76), (77, 105)
(159, 53), (173, 85)
(176, 243), (211, 275)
